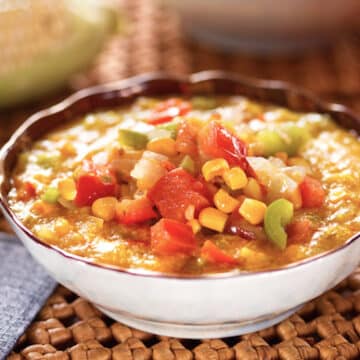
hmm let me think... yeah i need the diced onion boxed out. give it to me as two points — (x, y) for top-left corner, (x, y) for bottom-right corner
(130, 151), (168, 190)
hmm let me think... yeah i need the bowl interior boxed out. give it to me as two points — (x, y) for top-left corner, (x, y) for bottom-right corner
(0, 71), (359, 278)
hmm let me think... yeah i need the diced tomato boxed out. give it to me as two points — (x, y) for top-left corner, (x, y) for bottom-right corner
(175, 121), (198, 157)
(201, 240), (238, 265)
(148, 98), (192, 125)
(161, 160), (176, 172)
(18, 181), (37, 201)
(151, 218), (197, 255)
(287, 218), (314, 244)
(197, 176), (217, 203)
(299, 176), (325, 208)
(116, 198), (157, 225)
(74, 161), (117, 206)
(198, 121), (254, 175)
(148, 168), (209, 222)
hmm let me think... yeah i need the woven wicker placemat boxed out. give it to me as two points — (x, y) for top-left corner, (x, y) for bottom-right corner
(6, 269), (360, 360)
(4, 0), (360, 359)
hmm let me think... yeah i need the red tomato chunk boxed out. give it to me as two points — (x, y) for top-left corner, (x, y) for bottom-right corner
(148, 98), (192, 125)
(299, 176), (325, 208)
(148, 168), (209, 222)
(175, 121), (198, 157)
(287, 218), (314, 244)
(151, 218), (197, 255)
(201, 240), (238, 265)
(74, 161), (117, 206)
(18, 181), (37, 201)
(198, 121), (254, 175)
(116, 198), (157, 225)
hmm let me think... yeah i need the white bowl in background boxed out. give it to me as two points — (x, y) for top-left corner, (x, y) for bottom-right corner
(164, 0), (360, 53)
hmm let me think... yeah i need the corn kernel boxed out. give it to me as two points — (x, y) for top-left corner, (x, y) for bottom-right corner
(199, 207), (228, 232)
(54, 217), (71, 236)
(214, 189), (239, 213)
(222, 167), (248, 190)
(31, 200), (57, 216)
(146, 137), (177, 156)
(60, 142), (76, 156)
(188, 219), (201, 234)
(86, 216), (104, 232)
(69, 232), (86, 246)
(243, 178), (263, 201)
(239, 246), (270, 265)
(33, 173), (51, 184)
(35, 225), (55, 242)
(58, 178), (76, 201)
(239, 198), (267, 225)
(202, 158), (229, 181)
(92, 197), (118, 221)
(185, 205), (195, 221)
(287, 188), (303, 210)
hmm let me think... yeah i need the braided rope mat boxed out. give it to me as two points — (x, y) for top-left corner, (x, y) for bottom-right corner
(5, 0), (360, 358)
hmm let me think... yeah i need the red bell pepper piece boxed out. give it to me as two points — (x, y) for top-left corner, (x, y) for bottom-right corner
(197, 176), (217, 203)
(201, 240), (238, 265)
(18, 181), (37, 201)
(198, 121), (254, 175)
(299, 176), (325, 208)
(148, 98), (192, 125)
(74, 161), (117, 206)
(116, 198), (157, 225)
(151, 218), (197, 255)
(287, 218), (314, 244)
(148, 168), (209, 222)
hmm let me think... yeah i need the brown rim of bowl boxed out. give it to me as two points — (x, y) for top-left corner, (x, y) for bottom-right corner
(0, 70), (359, 280)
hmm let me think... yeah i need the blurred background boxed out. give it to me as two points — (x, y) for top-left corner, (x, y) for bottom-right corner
(0, 0), (360, 147)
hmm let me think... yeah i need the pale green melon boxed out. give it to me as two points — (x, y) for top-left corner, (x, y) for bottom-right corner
(0, 0), (118, 107)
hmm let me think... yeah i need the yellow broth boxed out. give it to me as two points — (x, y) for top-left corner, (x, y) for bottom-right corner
(8, 96), (360, 274)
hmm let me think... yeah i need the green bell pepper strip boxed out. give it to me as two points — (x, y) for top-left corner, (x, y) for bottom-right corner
(256, 125), (310, 157)
(256, 129), (287, 157)
(157, 119), (181, 139)
(41, 187), (60, 204)
(191, 96), (217, 110)
(36, 153), (61, 168)
(119, 129), (149, 150)
(147, 128), (172, 141)
(179, 155), (195, 174)
(281, 125), (311, 156)
(264, 198), (294, 250)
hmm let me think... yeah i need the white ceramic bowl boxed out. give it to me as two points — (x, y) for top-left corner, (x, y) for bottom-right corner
(164, 0), (360, 53)
(1, 72), (359, 338)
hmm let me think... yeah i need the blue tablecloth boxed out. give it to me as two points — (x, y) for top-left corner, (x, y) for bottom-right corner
(0, 234), (56, 359)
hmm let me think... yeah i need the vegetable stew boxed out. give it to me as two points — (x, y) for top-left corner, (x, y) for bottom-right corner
(8, 96), (360, 274)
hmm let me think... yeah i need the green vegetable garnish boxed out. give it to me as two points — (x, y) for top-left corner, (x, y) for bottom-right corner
(157, 119), (181, 139)
(256, 125), (311, 157)
(180, 155), (195, 174)
(256, 130), (286, 157)
(119, 129), (148, 150)
(147, 128), (172, 141)
(36, 153), (60, 168)
(41, 187), (59, 203)
(281, 125), (310, 156)
(264, 198), (294, 250)
(191, 96), (217, 110)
